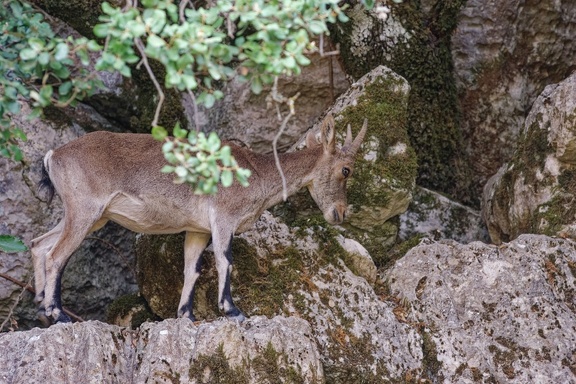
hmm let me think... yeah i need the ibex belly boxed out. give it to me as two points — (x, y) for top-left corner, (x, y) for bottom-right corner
(104, 191), (209, 234)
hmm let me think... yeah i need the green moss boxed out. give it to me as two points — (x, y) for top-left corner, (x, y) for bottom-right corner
(232, 238), (304, 318)
(41, 105), (73, 129)
(188, 344), (250, 384)
(106, 293), (160, 328)
(331, 0), (472, 205)
(38, 0), (113, 39)
(420, 328), (442, 381)
(188, 342), (306, 383)
(135, 233), (186, 319)
(89, 60), (186, 134)
(338, 75), (417, 211)
(251, 342), (306, 384)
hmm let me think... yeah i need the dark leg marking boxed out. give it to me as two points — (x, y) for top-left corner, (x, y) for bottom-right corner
(220, 235), (245, 321)
(178, 253), (204, 321)
(48, 268), (71, 323)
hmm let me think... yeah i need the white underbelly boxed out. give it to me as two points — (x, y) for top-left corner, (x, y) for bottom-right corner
(104, 191), (210, 235)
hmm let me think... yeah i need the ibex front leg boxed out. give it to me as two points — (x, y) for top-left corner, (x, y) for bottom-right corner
(177, 232), (210, 321)
(211, 219), (246, 322)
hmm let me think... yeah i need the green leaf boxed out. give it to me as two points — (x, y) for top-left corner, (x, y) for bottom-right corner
(151, 125), (168, 140)
(93, 24), (109, 38)
(172, 122), (187, 139)
(147, 34), (166, 48)
(19, 48), (36, 61)
(54, 42), (69, 61)
(221, 170), (233, 187)
(0, 235), (28, 253)
(58, 81), (73, 95)
(204, 93), (215, 109)
(308, 20), (325, 35)
(250, 77), (263, 95)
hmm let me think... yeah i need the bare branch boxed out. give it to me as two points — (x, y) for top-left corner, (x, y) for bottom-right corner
(319, 34), (340, 57)
(268, 77), (301, 201)
(187, 90), (201, 132)
(134, 38), (165, 127)
(179, 0), (191, 23)
(273, 112), (293, 201)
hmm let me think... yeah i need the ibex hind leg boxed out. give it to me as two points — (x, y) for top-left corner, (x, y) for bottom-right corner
(31, 220), (65, 306)
(42, 210), (104, 324)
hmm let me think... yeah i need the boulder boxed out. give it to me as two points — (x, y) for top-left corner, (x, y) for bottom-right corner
(482, 71), (576, 243)
(453, 0), (576, 198)
(136, 211), (424, 382)
(0, 316), (324, 383)
(195, 52), (350, 154)
(331, 1), (473, 204)
(285, 65), (417, 264)
(384, 234), (576, 382)
(400, 186), (489, 244)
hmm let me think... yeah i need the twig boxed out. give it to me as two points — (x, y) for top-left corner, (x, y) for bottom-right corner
(319, 34), (340, 57)
(268, 77), (300, 201)
(0, 272), (85, 323)
(187, 90), (201, 132)
(0, 274), (32, 332)
(179, 0), (191, 23)
(134, 37), (165, 127)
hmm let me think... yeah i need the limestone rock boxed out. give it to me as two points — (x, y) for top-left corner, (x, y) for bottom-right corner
(453, 0), (576, 198)
(384, 235), (576, 382)
(400, 186), (489, 244)
(190, 52), (350, 154)
(0, 316), (324, 383)
(335, 235), (377, 284)
(482, 71), (576, 243)
(135, 211), (424, 381)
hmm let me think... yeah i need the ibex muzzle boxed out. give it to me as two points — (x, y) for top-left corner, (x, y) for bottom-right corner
(31, 115), (367, 324)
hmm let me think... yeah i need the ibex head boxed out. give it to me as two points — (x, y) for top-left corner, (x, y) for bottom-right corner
(306, 115), (368, 225)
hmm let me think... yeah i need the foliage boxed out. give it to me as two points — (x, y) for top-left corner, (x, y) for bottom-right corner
(152, 123), (251, 194)
(0, 235), (28, 253)
(0, 0), (103, 161)
(93, 0), (349, 100)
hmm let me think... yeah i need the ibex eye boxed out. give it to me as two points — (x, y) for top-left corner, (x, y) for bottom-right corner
(342, 167), (350, 178)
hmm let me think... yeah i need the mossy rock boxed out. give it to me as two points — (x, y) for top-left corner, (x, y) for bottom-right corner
(106, 293), (160, 328)
(331, 0), (474, 205)
(280, 66), (417, 266)
(133, 212), (425, 381)
(482, 74), (576, 243)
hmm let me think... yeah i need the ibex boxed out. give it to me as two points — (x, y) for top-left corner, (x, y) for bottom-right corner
(31, 115), (367, 324)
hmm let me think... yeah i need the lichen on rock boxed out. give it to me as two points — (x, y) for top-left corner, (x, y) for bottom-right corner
(384, 235), (576, 382)
(482, 72), (576, 243)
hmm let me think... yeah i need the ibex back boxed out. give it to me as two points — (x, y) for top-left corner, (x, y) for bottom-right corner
(31, 115), (367, 324)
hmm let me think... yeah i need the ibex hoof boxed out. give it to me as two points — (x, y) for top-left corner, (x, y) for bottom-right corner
(43, 306), (71, 325)
(177, 310), (196, 322)
(226, 308), (246, 323)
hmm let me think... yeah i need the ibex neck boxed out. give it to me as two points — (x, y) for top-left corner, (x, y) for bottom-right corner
(255, 146), (322, 210)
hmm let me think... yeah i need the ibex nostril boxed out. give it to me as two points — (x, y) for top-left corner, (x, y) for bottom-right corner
(332, 208), (340, 223)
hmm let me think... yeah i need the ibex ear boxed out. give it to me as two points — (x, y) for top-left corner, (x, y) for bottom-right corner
(320, 114), (336, 154)
(305, 130), (318, 148)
